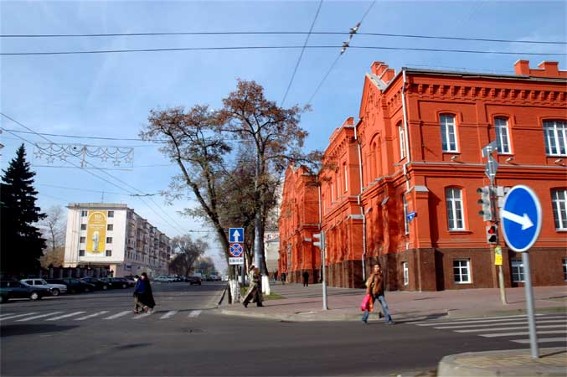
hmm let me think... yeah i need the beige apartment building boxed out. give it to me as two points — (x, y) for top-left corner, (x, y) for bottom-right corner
(64, 203), (172, 277)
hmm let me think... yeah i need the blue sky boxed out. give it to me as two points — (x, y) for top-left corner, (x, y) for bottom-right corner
(1, 0), (565, 268)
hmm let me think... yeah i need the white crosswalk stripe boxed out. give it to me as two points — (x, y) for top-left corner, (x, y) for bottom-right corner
(160, 311), (178, 319)
(188, 310), (202, 318)
(15, 312), (63, 322)
(45, 311), (86, 321)
(0, 312), (38, 321)
(0, 309), (204, 323)
(412, 313), (567, 346)
(74, 311), (109, 321)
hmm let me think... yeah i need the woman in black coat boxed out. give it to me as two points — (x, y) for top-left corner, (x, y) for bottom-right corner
(133, 272), (156, 313)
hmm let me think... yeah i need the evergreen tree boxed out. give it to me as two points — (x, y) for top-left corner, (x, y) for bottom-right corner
(1, 144), (46, 276)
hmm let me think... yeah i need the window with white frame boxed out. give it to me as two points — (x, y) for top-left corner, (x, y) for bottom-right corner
(440, 114), (458, 152)
(563, 258), (567, 281)
(495, 117), (511, 154)
(551, 189), (567, 230)
(402, 262), (409, 286)
(81, 210), (88, 217)
(398, 123), (406, 160)
(543, 120), (567, 156)
(511, 259), (525, 282)
(453, 259), (471, 283)
(446, 187), (465, 230)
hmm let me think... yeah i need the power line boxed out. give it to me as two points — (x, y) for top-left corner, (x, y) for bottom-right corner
(1, 30), (564, 45)
(281, 0), (323, 106)
(1, 113), (187, 235)
(3, 44), (562, 57)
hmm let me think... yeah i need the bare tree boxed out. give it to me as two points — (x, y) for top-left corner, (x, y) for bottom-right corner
(169, 235), (207, 277)
(217, 80), (310, 274)
(39, 205), (66, 268)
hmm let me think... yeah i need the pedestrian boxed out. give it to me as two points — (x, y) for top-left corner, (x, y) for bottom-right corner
(361, 263), (394, 325)
(273, 270), (278, 283)
(302, 271), (309, 287)
(133, 272), (156, 314)
(242, 265), (263, 308)
(281, 271), (286, 285)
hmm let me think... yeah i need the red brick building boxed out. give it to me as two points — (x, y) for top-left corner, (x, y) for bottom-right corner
(279, 60), (567, 291)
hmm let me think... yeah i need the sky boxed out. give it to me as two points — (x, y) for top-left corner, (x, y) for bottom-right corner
(1, 0), (566, 270)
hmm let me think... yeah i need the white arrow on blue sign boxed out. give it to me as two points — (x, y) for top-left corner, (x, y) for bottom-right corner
(500, 185), (542, 252)
(229, 228), (244, 243)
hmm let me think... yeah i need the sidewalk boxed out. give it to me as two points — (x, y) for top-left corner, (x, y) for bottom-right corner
(218, 282), (567, 376)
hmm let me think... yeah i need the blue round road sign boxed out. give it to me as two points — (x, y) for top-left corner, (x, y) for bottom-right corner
(500, 185), (542, 252)
(229, 243), (244, 257)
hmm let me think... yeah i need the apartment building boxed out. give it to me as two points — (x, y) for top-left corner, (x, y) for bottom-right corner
(279, 60), (567, 291)
(64, 203), (172, 277)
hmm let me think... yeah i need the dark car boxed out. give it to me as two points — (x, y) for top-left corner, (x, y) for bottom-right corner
(80, 277), (109, 291)
(46, 278), (96, 294)
(186, 276), (202, 286)
(107, 277), (133, 289)
(0, 280), (51, 303)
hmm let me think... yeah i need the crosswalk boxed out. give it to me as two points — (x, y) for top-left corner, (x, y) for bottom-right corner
(0, 309), (203, 323)
(410, 314), (567, 346)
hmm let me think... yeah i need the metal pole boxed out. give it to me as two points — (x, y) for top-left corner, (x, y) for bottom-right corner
(490, 176), (507, 305)
(522, 252), (539, 359)
(321, 231), (328, 310)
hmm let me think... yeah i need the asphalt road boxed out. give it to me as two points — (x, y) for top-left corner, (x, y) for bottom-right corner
(1, 282), (564, 376)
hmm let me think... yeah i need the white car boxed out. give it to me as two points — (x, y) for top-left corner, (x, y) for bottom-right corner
(20, 278), (67, 296)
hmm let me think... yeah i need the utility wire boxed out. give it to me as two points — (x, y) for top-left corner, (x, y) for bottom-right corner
(1, 30), (564, 45)
(3, 44), (562, 57)
(1, 113), (187, 235)
(281, 0), (323, 106)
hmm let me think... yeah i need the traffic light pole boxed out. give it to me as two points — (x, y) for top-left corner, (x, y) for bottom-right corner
(489, 176), (507, 305)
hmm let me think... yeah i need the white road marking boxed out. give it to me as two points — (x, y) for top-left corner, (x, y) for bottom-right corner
(0, 312), (38, 321)
(45, 311), (86, 321)
(481, 330), (567, 337)
(74, 311), (109, 321)
(15, 312), (63, 322)
(513, 338), (567, 344)
(188, 310), (202, 318)
(103, 311), (131, 320)
(160, 311), (177, 319)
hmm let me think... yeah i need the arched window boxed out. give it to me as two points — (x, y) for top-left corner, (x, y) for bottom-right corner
(543, 120), (567, 156)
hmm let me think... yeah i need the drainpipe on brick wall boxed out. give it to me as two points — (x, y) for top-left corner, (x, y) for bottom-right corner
(354, 120), (367, 282)
(401, 68), (412, 189)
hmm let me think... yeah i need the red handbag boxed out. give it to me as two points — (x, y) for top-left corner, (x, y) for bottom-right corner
(360, 293), (373, 312)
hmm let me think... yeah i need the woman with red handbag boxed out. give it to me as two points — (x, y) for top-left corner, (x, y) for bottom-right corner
(361, 263), (394, 325)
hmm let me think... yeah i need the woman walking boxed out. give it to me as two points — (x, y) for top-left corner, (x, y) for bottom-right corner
(133, 272), (156, 313)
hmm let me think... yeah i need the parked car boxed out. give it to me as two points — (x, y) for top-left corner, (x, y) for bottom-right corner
(80, 277), (109, 290)
(107, 277), (134, 289)
(20, 278), (67, 296)
(1, 280), (51, 303)
(154, 276), (175, 283)
(187, 276), (202, 285)
(45, 278), (96, 294)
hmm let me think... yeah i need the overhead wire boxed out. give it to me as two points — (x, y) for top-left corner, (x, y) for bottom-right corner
(281, 0), (323, 106)
(306, 0), (376, 106)
(1, 30), (564, 45)
(0, 112), (187, 235)
(2, 44), (563, 57)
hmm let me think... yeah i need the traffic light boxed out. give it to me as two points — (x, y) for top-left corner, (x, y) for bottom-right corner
(486, 224), (498, 244)
(477, 186), (493, 221)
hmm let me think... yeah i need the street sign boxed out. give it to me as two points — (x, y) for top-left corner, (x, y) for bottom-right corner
(500, 185), (542, 252)
(229, 228), (244, 243)
(485, 155), (499, 181)
(229, 257), (243, 265)
(229, 243), (244, 257)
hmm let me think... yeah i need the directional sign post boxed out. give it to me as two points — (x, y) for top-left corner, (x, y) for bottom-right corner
(500, 185), (542, 359)
(229, 228), (244, 244)
(228, 228), (245, 266)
